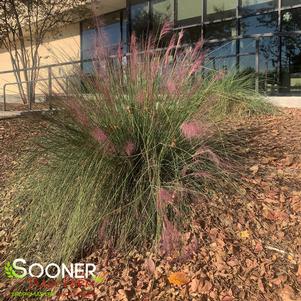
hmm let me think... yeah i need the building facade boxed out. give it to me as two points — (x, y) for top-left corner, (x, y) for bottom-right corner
(81, 0), (301, 96)
(1, 0), (301, 99)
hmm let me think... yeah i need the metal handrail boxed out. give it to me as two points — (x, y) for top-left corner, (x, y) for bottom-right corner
(3, 76), (69, 111)
(0, 59), (83, 75)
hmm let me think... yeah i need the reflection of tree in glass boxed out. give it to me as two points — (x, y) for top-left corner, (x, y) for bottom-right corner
(131, 11), (172, 46)
(282, 36), (301, 73)
(239, 13), (277, 36)
(259, 37), (278, 88)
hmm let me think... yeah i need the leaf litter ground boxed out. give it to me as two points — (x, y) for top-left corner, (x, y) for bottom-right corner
(0, 109), (301, 301)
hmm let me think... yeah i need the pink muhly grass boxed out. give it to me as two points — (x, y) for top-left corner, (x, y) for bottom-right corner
(164, 35), (176, 66)
(188, 53), (205, 77)
(160, 216), (181, 255)
(130, 33), (138, 81)
(214, 69), (226, 81)
(180, 121), (207, 139)
(124, 140), (136, 156)
(136, 90), (147, 104)
(67, 101), (89, 128)
(192, 39), (204, 59)
(159, 21), (173, 41)
(166, 79), (177, 95)
(194, 147), (221, 166)
(117, 44), (123, 64)
(157, 188), (177, 216)
(91, 127), (116, 154)
(91, 127), (108, 143)
(190, 171), (212, 179)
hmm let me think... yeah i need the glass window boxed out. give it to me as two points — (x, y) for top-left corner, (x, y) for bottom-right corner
(130, 1), (150, 39)
(204, 0), (236, 21)
(177, 26), (202, 44)
(239, 55), (256, 89)
(240, 38), (256, 53)
(240, 0), (277, 15)
(176, 0), (202, 25)
(205, 20), (237, 40)
(152, 0), (174, 21)
(282, 8), (301, 31)
(151, 0), (174, 39)
(206, 40), (237, 58)
(280, 35), (301, 94)
(205, 56), (237, 71)
(101, 12), (123, 47)
(81, 12), (124, 73)
(240, 12), (278, 35)
(259, 36), (279, 94)
(282, 0), (301, 7)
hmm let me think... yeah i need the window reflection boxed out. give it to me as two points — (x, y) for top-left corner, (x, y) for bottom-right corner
(177, 27), (202, 45)
(240, 12), (278, 35)
(204, 0), (236, 21)
(151, 0), (174, 39)
(240, 0), (277, 16)
(240, 38), (256, 53)
(206, 40), (237, 57)
(130, 1), (150, 40)
(259, 37), (279, 93)
(282, 0), (301, 7)
(152, 0), (174, 21)
(205, 20), (236, 40)
(280, 36), (301, 94)
(205, 56), (236, 71)
(282, 8), (301, 31)
(176, 0), (202, 25)
(81, 11), (125, 73)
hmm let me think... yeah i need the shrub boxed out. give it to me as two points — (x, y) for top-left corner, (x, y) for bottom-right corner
(13, 24), (269, 263)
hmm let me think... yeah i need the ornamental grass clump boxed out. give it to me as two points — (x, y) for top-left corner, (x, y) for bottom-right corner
(15, 24), (243, 263)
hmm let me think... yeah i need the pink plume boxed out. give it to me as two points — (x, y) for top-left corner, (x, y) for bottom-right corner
(159, 21), (173, 40)
(214, 70), (226, 81)
(166, 79), (177, 95)
(124, 140), (136, 156)
(194, 147), (221, 166)
(160, 216), (181, 255)
(91, 127), (108, 143)
(67, 101), (89, 127)
(180, 121), (206, 139)
(157, 188), (175, 212)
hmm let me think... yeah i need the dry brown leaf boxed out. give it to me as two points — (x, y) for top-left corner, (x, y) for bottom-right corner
(144, 258), (156, 275)
(271, 274), (287, 286)
(189, 278), (200, 293)
(258, 278), (265, 293)
(168, 271), (190, 286)
(250, 164), (259, 174)
(199, 280), (213, 294)
(278, 285), (301, 301)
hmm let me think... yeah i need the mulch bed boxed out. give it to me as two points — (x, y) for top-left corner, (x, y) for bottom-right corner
(0, 102), (50, 112)
(0, 109), (301, 301)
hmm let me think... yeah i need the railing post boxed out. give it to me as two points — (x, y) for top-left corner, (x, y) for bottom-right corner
(48, 66), (52, 110)
(28, 81), (32, 111)
(3, 84), (7, 111)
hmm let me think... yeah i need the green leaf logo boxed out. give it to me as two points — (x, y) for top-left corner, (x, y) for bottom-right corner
(92, 275), (105, 284)
(4, 262), (25, 279)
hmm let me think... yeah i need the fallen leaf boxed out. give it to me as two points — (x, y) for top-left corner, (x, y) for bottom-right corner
(144, 258), (156, 275)
(250, 164), (259, 174)
(278, 285), (301, 301)
(168, 271), (190, 286)
(239, 230), (250, 239)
